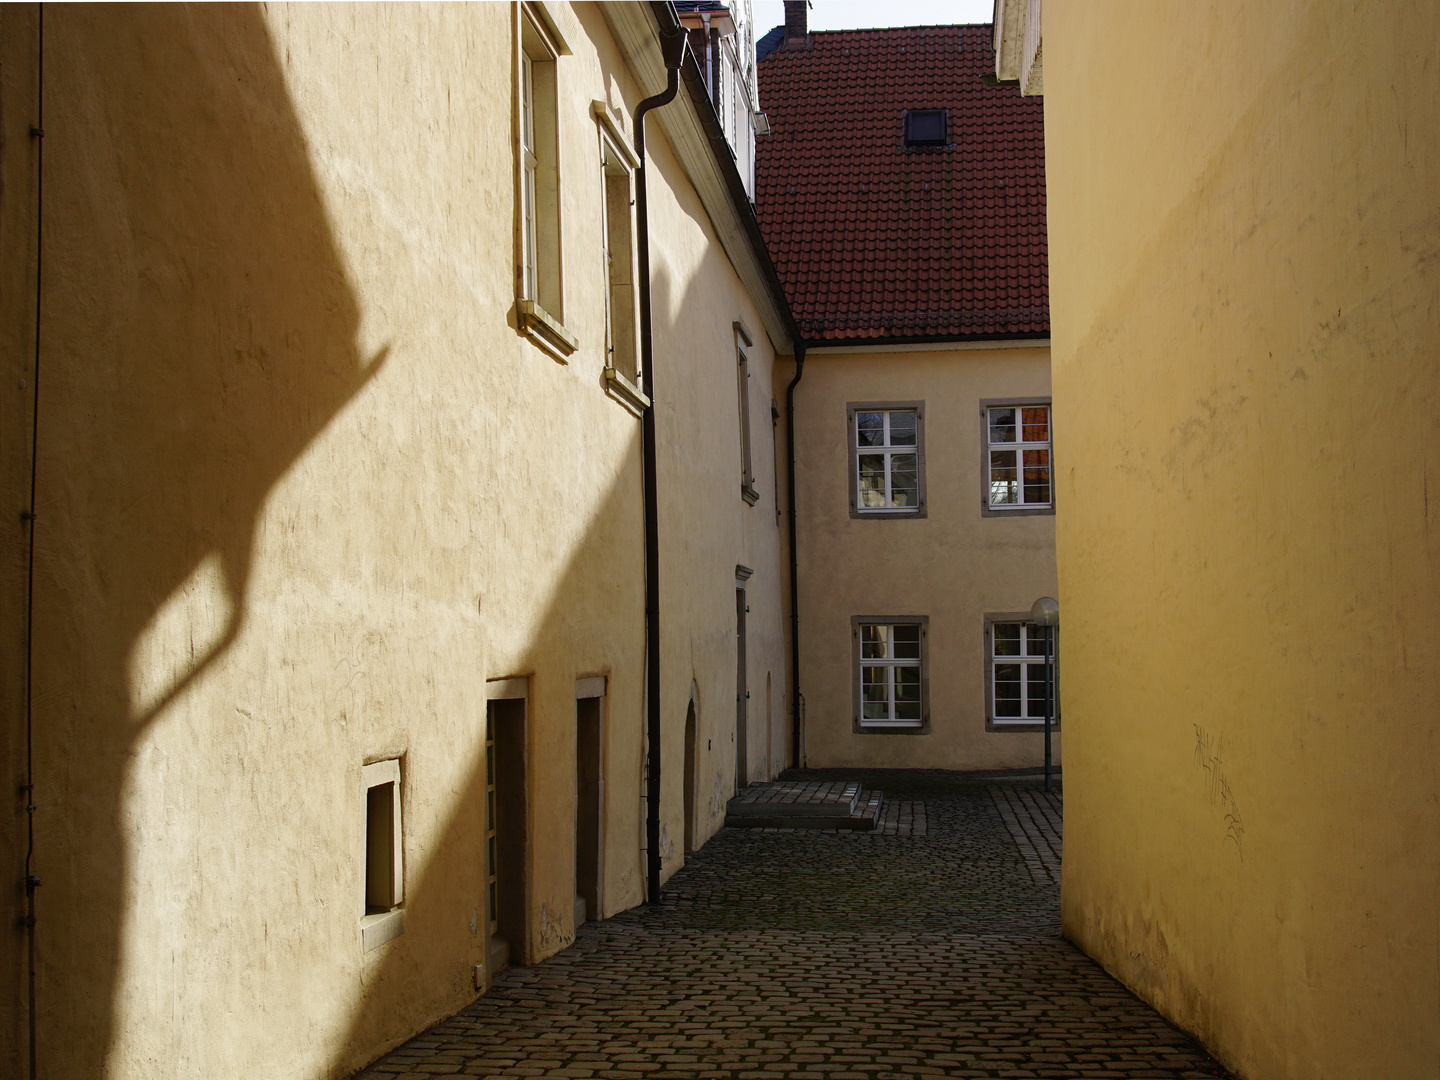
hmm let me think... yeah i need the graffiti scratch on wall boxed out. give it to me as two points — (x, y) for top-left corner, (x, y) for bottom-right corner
(1193, 725), (1244, 858)
(537, 901), (573, 954)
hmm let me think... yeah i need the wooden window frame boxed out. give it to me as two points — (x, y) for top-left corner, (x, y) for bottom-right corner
(848, 401), (928, 519)
(980, 397), (1054, 517)
(851, 615), (931, 734)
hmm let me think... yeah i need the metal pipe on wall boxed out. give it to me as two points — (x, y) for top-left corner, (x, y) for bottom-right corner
(634, 17), (688, 907)
(640, 0), (803, 875)
(785, 344), (805, 770)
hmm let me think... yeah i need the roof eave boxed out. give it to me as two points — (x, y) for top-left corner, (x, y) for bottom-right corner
(803, 330), (1050, 351)
(602, 2), (801, 353)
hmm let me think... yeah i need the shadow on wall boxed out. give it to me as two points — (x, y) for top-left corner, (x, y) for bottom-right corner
(327, 459), (647, 1080)
(22, 4), (769, 1074)
(328, 259), (756, 1073)
(33, 5), (384, 1075)
(325, 285), (673, 1080)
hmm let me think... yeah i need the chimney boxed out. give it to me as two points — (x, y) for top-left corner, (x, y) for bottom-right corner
(783, 0), (808, 47)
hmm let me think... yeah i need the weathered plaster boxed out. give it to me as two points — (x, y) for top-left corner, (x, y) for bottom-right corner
(1046, 3), (1440, 1077)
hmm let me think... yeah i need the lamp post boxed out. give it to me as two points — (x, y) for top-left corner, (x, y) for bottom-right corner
(1030, 596), (1059, 793)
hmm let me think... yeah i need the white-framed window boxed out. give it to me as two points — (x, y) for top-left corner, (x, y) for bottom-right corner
(520, 47), (539, 302)
(986, 403), (1052, 510)
(988, 620), (1054, 725)
(360, 757), (405, 952)
(736, 321), (758, 504)
(519, 17), (560, 313)
(848, 402), (926, 518)
(852, 616), (928, 731)
(515, 9), (575, 359)
(598, 120), (638, 381)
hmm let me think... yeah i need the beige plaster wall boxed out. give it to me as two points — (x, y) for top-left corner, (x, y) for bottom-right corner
(0, 4), (788, 1078)
(792, 346), (1058, 770)
(576, 1), (791, 874)
(1045, 3), (1440, 1077)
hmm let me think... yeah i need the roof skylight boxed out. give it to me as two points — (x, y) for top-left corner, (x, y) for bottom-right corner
(904, 109), (947, 147)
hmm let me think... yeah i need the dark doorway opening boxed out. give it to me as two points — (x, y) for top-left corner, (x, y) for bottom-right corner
(486, 697), (528, 970)
(736, 586), (748, 791)
(683, 700), (698, 853)
(575, 693), (603, 925)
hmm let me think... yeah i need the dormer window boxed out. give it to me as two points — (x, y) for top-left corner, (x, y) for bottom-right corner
(904, 109), (947, 147)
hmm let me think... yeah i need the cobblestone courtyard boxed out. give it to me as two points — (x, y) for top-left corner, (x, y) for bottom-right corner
(361, 772), (1231, 1079)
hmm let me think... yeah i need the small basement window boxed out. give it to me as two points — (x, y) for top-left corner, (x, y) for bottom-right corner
(904, 109), (947, 147)
(360, 758), (405, 952)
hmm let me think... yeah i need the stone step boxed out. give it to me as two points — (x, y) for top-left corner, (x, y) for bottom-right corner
(725, 780), (882, 830)
(727, 779), (862, 817)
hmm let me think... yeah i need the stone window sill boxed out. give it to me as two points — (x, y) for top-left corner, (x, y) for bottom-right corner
(519, 300), (578, 362)
(360, 908), (404, 953)
(603, 367), (650, 417)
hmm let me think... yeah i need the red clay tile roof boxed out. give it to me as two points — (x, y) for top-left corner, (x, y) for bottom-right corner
(756, 25), (1048, 342)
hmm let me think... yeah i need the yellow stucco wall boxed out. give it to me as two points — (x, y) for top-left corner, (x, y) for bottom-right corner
(1046, 3), (1440, 1077)
(792, 345), (1058, 769)
(0, 3), (789, 1077)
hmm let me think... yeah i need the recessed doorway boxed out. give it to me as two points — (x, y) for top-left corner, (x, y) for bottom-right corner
(683, 699), (698, 853)
(485, 688), (528, 971)
(575, 678), (605, 927)
(735, 576), (750, 792)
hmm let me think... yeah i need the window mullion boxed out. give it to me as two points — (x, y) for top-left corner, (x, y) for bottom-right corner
(1017, 437), (1029, 505)
(881, 413), (892, 508)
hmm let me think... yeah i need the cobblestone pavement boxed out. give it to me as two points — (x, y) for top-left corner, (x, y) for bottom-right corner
(990, 785), (1061, 885)
(360, 771), (1231, 1080)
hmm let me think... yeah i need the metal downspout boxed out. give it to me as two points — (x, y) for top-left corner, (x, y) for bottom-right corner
(784, 344), (805, 769)
(635, 21), (687, 906)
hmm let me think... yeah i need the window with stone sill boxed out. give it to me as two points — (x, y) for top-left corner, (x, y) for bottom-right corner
(852, 616), (930, 733)
(737, 322), (758, 504)
(848, 402), (927, 518)
(516, 10), (574, 360)
(984, 616), (1060, 730)
(599, 122), (638, 382)
(360, 757), (404, 952)
(983, 400), (1053, 514)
